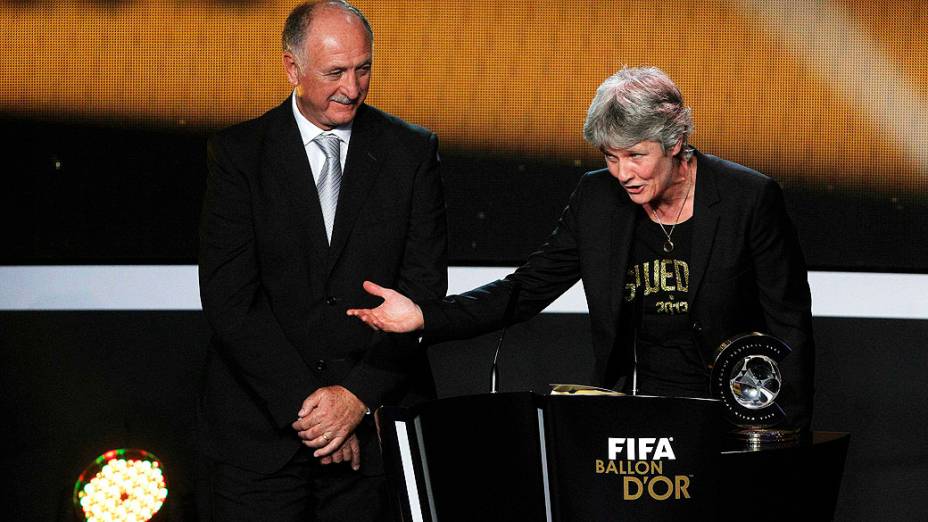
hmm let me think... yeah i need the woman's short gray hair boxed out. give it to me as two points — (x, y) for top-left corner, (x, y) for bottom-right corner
(583, 66), (693, 155)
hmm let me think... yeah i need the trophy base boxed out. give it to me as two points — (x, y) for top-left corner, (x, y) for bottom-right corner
(729, 428), (801, 451)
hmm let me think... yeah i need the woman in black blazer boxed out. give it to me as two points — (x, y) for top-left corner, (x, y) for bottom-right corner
(347, 66), (814, 431)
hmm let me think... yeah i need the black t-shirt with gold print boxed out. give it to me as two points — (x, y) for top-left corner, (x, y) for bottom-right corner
(620, 209), (709, 397)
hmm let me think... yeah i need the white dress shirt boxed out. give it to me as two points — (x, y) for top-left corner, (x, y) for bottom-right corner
(291, 92), (352, 185)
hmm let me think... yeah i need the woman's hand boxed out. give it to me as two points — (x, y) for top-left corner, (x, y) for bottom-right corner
(346, 281), (425, 333)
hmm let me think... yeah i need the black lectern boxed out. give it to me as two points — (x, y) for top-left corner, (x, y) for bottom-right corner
(379, 392), (726, 521)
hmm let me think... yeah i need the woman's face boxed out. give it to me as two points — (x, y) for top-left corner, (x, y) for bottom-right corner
(602, 139), (683, 207)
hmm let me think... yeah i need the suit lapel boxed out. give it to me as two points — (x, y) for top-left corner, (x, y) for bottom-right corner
(326, 105), (384, 274)
(610, 185), (637, 320)
(265, 100), (330, 276)
(688, 151), (721, 309)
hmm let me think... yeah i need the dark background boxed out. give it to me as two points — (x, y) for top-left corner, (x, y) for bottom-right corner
(3, 117), (927, 270)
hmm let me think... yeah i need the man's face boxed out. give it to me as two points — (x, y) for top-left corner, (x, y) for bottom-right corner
(603, 139), (682, 206)
(283, 7), (372, 130)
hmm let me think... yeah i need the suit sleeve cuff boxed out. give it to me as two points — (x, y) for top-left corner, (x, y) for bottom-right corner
(267, 385), (313, 429)
(419, 298), (449, 336)
(341, 363), (397, 412)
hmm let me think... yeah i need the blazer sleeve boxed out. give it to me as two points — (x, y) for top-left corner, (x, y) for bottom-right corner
(341, 132), (448, 409)
(749, 178), (815, 430)
(199, 135), (320, 429)
(419, 173), (587, 340)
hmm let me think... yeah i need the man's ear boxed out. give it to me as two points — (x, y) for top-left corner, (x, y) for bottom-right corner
(283, 52), (301, 86)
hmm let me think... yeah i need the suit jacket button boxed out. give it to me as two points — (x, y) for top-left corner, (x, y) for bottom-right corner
(314, 360), (327, 372)
(325, 296), (337, 306)
(691, 321), (703, 333)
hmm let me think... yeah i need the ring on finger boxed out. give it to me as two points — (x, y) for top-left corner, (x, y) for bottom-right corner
(322, 432), (331, 442)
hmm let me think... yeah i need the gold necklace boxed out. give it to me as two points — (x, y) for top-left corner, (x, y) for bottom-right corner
(649, 178), (693, 254)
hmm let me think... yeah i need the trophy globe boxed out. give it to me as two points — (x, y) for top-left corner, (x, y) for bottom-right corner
(710, 332), (799, 450)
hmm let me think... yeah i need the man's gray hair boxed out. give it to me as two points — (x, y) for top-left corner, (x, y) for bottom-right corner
(583, 66), (693, 156)
(282, 0), (373, 64)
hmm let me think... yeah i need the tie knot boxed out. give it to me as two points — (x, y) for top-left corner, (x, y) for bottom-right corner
(314, 133), (341, 160)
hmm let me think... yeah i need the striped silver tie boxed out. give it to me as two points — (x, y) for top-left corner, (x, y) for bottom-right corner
(313, 133), (342, 243)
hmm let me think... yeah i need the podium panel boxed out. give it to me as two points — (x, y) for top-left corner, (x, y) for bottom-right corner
(544, 395), (723, 520)
(416, 393), (548, 521)
(380, 394), (847, 521)
(719, 432), (850, 520)
(380, 393), (724, 521)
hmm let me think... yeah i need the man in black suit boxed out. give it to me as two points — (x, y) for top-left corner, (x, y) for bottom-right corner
(348, 66), (813, 432)
(198, 1), (446, 519)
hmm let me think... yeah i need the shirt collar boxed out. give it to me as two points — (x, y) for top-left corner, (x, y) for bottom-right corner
(291, 91), (353, 146)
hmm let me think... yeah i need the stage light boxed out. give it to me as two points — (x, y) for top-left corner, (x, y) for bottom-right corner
(73, 449), (168, 522)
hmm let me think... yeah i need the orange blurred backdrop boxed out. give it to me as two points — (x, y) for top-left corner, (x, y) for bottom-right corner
(2, 0), (925, 192)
